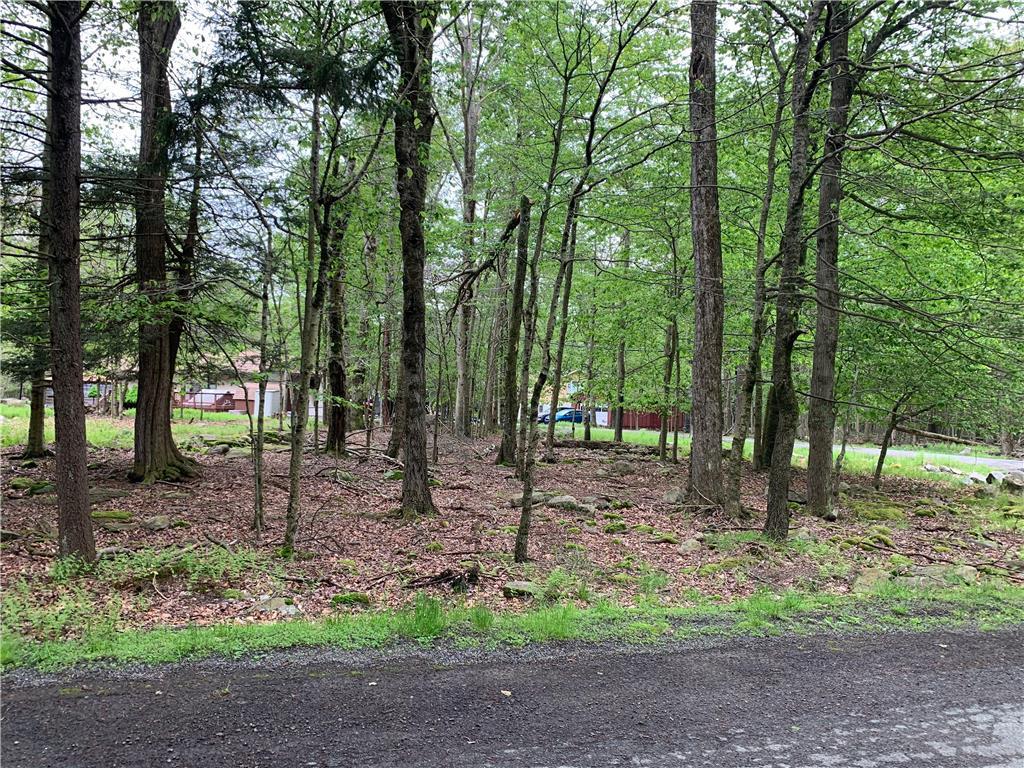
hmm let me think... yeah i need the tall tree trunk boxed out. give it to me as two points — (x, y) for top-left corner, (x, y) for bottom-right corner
(687, 0), (725, 506)
(283, 93), (323, 554)
(750, 375), (763, 469)
(383, 0), (438, 517)
(496, 196), (530, 465)
(807, 3), (851, 522)
(47, 0), (95, 561)
(725, 42), (787, 513)
(131, 1), (193, 483)
(763, 3), (825, 542)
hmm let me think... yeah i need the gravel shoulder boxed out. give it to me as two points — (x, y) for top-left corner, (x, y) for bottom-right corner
(3, 626), (1023, 767)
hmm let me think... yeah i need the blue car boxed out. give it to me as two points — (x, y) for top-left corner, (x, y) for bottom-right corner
(539, 408), (585, 424)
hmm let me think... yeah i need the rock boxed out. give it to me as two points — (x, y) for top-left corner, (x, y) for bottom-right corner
(9, 477), (35, 490)
(141, 515), (171, 531)
(91, 509), (132, 521)
(1001, 471), (1024, 496)
(974, 485), (999, 498)
(89, 488), (131, 505)
(677, 538), (703, 554)
(384, 469), (404, 481)
(959, 447), (972, 456)
(9, 478), (53, 495)
(206, 444), (229, 456)
(331, 469), (356, 483)
(851, 567), (891, 594)
(98, 520), (137, 532)
(790, 527), (816, 541)
(967, 472), (987, 485)
(893, 564), (979, 588)
(663, 488), (686, 505)
(502, 580), (542, 599)
(606, 460), (634, 477)
(986, 472), (1004, 485)
(253, 596), (302, 616)
(546, 494), (578, 508)
(20, 460), (38, 469)
(787, 490), (807, 505)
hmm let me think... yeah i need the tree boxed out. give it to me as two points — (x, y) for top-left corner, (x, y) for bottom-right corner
(131, 0), (195, 483)
(47, 0), (95, 561)
(687, 0), (724, 507)
(382, 0), (439, 518)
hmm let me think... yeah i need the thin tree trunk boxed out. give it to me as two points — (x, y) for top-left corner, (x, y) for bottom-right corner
(496, 196), (530, 465)
(47, 0), (95, 561)
(543, 214), (578, 461)
(283, 93), (323, 554)
(687, 0), (725, 506)
(763, 3), (825, 542)
(613, 339), (625, 442)
(807, 3), (851, 522)
(658, 320), (675, 460)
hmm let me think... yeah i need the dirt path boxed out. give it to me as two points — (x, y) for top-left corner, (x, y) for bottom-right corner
(4, 628), (1023, 767)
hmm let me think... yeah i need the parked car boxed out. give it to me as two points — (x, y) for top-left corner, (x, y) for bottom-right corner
(539, 407), (585, 424)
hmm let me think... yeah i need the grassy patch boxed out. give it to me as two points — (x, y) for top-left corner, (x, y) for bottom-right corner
(4, 580), (1022, 671)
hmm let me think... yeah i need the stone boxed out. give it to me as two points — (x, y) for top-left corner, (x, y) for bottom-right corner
(606, 460), (634, 477)
(851, 567), (891, 594)
(9, 477), (35, 490)
(974, 485), (999, 498)
(142, 515), (172, 531)
(986, 472), (1004, 485)
(791, 527), (816, 541)
(923, 463), (940, 473)
(502, 580), (542, 599)
(663, 488), (686, 505)
(91, 509), (132, 521)
(787, 490), (807, 505)
(384, 470), (404, 481)
(1001, 471), (1024, 496)
(89, 488), (131, 505)
(967, 472), (987, 485)
(98, 520), (137, 532)
(893, 564), (979, 588)
(253, 596), (302, 616)
(677, 538), (703, 554)
(206, 444), (229, 456)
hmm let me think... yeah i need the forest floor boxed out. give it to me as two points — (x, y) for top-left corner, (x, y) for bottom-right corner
(1, 412), (1023, 670)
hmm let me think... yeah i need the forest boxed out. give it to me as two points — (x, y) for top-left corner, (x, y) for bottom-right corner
(1, 0), (1023, 672)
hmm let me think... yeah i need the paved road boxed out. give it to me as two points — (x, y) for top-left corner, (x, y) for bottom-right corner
(4, 629), (1023, 767)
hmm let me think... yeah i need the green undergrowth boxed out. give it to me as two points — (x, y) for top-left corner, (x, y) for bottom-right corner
(3, 580), (1021, 671)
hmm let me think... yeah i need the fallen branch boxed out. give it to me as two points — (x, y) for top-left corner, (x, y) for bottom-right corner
(893, 426), (989, 447)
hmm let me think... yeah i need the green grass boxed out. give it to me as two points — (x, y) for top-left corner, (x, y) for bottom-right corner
(554, 425), (1001, 482)
(3, 579), (1021, 671)
(0, 403), (251, 450)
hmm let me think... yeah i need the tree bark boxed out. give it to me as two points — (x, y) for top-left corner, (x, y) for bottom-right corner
(497, 196), (530, 465)
(383, 0), (439, 518)
(807, 2), (851, 522)
(687, 0), (725, 506)
(131, 1), (193, 484)
(614, 339), (625, 442)
(658, 320), (676, 460)
(763, 2), (825, 542)
(543, 213), (578, 462)
(725, 39), (787, 513)
(47, 0), (95, 561)
(26, 374), (47, 457)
